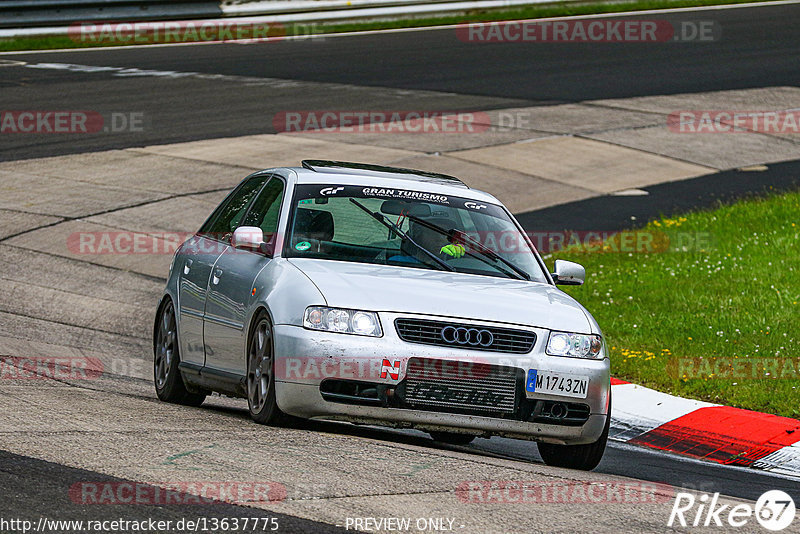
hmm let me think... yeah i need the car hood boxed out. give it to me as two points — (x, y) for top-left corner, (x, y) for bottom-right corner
(288, 259), (593, 333)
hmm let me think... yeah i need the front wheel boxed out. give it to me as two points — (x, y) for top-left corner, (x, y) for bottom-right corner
(153, 299), (206, 406)
(246, 312), (285, 425)
(537, 395), (610, 471)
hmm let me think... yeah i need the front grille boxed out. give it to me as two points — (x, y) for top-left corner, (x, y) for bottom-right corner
(395, 318), (536, 354)
(401, 357), (520, 416)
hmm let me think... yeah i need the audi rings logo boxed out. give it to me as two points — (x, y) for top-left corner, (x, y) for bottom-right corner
(441, 326), (494, 347)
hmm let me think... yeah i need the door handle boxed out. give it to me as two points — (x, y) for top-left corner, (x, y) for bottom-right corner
(183, 259), (193, 275)
(212, 268), (223, 285)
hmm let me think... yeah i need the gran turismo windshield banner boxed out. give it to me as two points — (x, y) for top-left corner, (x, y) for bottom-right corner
(293, 184), (507, 219)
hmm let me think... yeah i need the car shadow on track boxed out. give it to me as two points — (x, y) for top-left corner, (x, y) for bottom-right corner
(198, 398), (800, 504)
(199, 397), (539, 463)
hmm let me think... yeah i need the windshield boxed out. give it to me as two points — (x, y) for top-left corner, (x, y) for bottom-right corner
(284, 184), (549, 282)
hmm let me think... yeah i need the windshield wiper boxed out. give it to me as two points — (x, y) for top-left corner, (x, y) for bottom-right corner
(404, 215), (531, 281)
(348, 198), (454, 272)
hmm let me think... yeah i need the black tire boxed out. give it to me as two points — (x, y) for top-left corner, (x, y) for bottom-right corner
(153, 299), (206, 407)
(537, 395), (611, 471)
(429, 431), (477, 446)
(246, 311), (285, 425)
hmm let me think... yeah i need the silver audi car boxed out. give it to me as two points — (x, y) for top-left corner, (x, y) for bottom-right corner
(154, 160), (611, 470)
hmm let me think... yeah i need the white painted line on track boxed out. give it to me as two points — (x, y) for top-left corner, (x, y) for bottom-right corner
(18, 61), (462, 98)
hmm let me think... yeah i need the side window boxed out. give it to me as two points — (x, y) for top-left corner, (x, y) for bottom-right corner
(200, 174), (270, 241)
(242, 178), (285, 241)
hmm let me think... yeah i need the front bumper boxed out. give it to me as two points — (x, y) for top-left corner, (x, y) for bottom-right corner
(273, 313), (610, 445)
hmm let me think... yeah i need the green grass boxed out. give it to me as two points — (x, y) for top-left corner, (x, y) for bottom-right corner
(0, 0), (773, 52)
(549, 189), (800, 418)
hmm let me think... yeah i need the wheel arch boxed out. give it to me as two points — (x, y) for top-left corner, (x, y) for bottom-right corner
(153, 293), (173, 352)
(245, 305), (275, 349)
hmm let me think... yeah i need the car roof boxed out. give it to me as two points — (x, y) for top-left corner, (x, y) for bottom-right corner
(301, 160), (469, 187)
(274, 160), (501, 204)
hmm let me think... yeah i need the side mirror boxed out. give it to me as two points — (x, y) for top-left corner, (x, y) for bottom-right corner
(231, 226), (270, 255)
(553, 259), (585, 286)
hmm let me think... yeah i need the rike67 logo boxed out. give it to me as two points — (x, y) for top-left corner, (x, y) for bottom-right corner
(669, 490), (796, 531)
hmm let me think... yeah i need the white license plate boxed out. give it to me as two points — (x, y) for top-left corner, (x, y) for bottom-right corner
(526, 370), (589, 399)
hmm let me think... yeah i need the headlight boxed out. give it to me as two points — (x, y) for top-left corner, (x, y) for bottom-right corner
(303, 307), (382, 337)
(546, 332), (603, 359)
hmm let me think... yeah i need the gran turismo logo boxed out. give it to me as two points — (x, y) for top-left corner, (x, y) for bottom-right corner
(464, 202), (487, 210)
(320, 186), (344, 196)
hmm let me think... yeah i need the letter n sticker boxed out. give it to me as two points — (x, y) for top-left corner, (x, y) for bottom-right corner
(381, 359), (400, 380)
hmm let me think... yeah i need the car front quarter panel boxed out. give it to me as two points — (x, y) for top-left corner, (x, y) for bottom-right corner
(254, 258), (327, 328)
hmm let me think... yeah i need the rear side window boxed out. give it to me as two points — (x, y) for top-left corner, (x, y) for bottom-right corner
(199, 174), (271, 241)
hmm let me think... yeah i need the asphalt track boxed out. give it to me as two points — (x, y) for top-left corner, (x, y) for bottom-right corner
(2, 3), (800, 533)
(0, 450), (350, 534)
(2, 376), (800, 527)
(515, 158), (800, 231)
(2, 2), (800, 160)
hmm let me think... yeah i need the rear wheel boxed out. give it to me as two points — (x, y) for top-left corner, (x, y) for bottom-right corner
(153, 299), (206, 406)
(429, 431), (476, 446)
(246, 312), (285, 425)
(537, 395), (610, 471)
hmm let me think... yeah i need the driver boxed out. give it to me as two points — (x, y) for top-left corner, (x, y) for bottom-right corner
(393, 217), (466, 264)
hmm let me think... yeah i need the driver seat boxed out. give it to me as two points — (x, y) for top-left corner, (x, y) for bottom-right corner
(293, 208), (335, 251)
